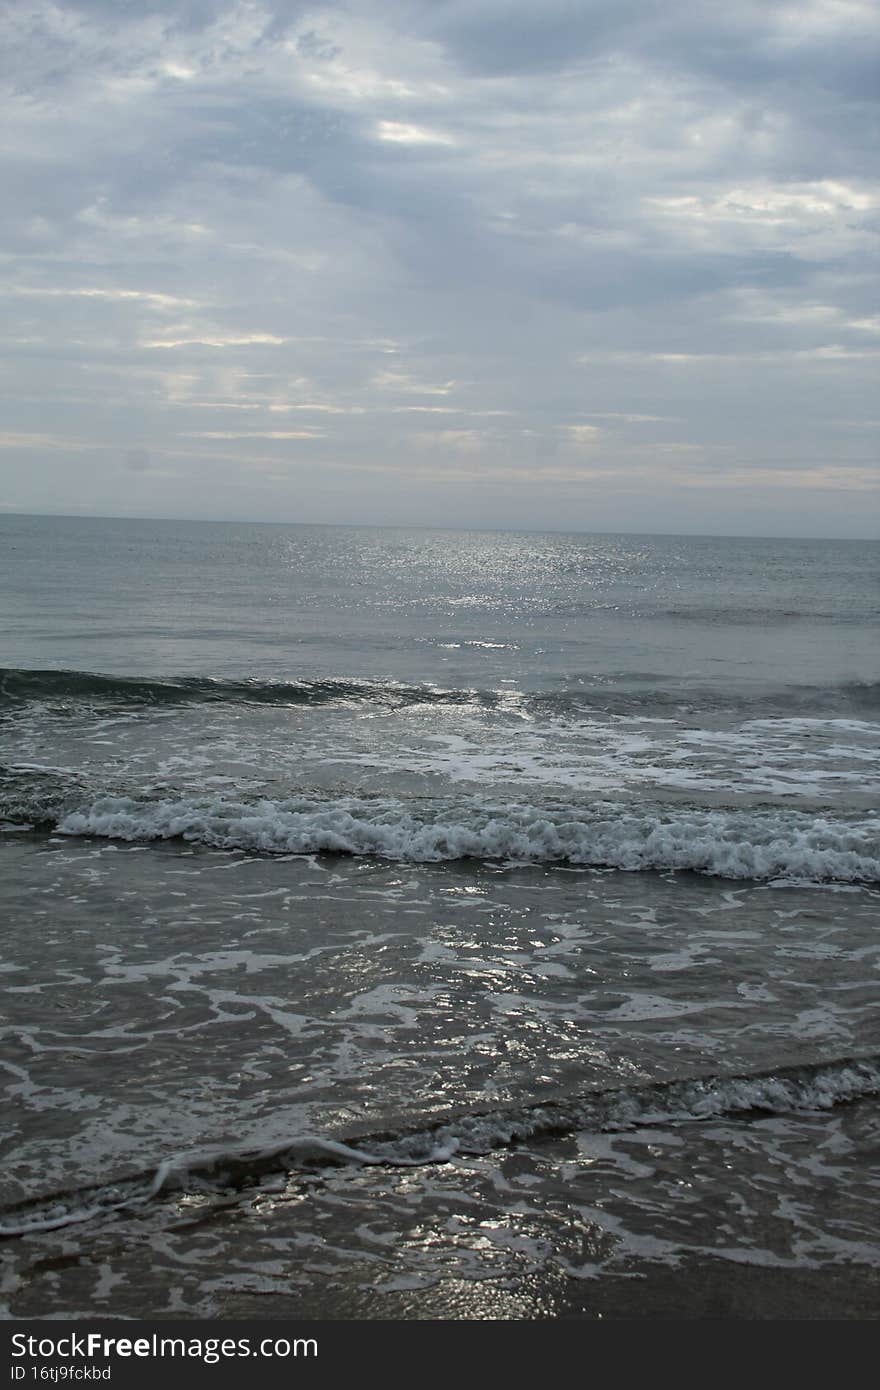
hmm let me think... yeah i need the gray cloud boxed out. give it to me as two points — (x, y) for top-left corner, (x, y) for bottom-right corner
(0, 0), (877, 535)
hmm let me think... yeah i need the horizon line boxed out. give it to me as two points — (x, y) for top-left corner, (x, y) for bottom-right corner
(1, 508), (877, 544)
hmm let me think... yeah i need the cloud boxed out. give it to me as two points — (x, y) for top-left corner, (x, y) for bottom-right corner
(0, 0), (877, 535)
(181, 429), (324, 439)
(142, 333), (288, 349)
(375, 121), (457, 146)
(10, 286), (198, 308)
(371, 371), (459, 396)
(565, 425), (601, 446)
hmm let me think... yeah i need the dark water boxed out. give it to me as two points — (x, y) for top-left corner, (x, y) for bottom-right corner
(0, 514), (878, 1319)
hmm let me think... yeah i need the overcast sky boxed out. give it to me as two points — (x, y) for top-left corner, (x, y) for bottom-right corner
(1, 0), (878, 536)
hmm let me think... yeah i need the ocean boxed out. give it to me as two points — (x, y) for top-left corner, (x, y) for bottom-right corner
(1, 513), (878, 1320)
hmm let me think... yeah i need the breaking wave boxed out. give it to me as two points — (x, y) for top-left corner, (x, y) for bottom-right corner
(2, 1053), (877, 1238)
(1, 667), (878, 718)
(2, 777), (878, 882)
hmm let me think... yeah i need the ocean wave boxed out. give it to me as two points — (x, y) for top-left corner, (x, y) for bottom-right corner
(2, 1053), (877, 1238)
(1, 666), (878, 718)
(0, 667), (453, 711)
(649, 605), (875, 626)
(3, 783), (878, 882)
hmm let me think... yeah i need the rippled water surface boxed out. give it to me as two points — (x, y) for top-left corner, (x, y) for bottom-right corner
(0, 515), (877, 1318)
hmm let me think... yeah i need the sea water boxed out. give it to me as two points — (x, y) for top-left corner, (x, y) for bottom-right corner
(1, 515), (878, 1318)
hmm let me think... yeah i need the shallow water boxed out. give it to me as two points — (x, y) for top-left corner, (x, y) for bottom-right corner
(0, 515), (878, 1317)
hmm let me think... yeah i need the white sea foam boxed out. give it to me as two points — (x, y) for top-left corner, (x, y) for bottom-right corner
(291, 713), (880, 801)
(354, 1055), (880, 1166)
(53, 795), (880, 882)
(3, 1056), (876, 1237)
